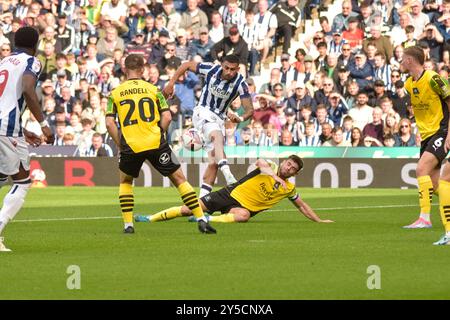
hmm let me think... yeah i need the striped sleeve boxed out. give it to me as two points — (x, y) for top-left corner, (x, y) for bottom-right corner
(24, 57), (41, 79)
(238, 80), (251, 99)
(196, 62), (215, 75)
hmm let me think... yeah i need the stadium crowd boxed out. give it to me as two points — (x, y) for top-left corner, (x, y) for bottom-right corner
(0, 0), (448, 155)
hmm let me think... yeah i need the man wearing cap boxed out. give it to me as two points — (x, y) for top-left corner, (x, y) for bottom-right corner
(286, 82), (316, 115)
(391, 80), (411, 119)
(280, 53), (297, 93)
(175, 28), (190, 62)
(148, 30), (171, 66)
(124, 32), (152, 61)
(327, 91), (349, 127)
(347, 51), (373, 90)
(210, 24), (249, 76)
(270, 0), (302, 54)
(328, 28), (347, 55)
(188, 26), (214, 62)
(179, 0), (208, 39)
(342, 16), (363, 49)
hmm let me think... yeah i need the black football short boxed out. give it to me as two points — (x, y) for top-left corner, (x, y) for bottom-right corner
(200, 186), (260, 216)
(119, 142), (181, 178)
(420, 129), (450, 165)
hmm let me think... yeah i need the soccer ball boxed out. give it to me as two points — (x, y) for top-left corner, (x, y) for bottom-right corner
(182, 128), (203, 151)
(30, 169), (46, 182)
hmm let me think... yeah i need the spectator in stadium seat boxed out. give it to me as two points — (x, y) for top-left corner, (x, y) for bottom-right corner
(342, 16), (363, 49)
(436, 13), (450, 44)
(332, 0), (359, 32)
(210, 24), (249, 76)
(209, 10), (225, 44)
(418, 23), (444, 62)
(348, 51), (373, 91)
(390, 12), (411, 47)
(344, 79), (360, 110)
(174, 70), (200, 116)
(328, 29), (347, 56)
(254, 0), (278, 63)
(334, 65), (350, 95)
(362, 106), (384, 142)
(56, 85), (76, 115)
(362, 25), (394, 61)
(37, 26), (63, 55)
(286, 82), (316, 116)
(96, 27), (125, 60)
(341, 115), (354, 142)
(314, 77), (335, 106)
(270, 0), (302, 54)
(409, 0), (430, 38)
(251, 120), (269, 146)
(53, 122), (67, 146)
(299, 122), (321, 146)
(219, 0), (246, 36)
(179, 0), (208, 39)
(148, 30), (171, 67)
(84, 133), (114, 157)
(161, 0), (181, 37)
(322, 126), (352, 146)
(145, 65), (166, 91)
(188, 26), (214, 62)
(391, 80), (411, 119)
(362, 135), (383, 147)
(314, 41), (328, 71)
(327, 91), (349, 127)
(279, 129), (296, 146)
(252, 95), (277, 126)
(237, 126), (256, 146)
(393, 118), (416, 147)
(348, 91), (373, 130)
(279, 53), (297, 94)
(372, 79), (390, 107)
(124, 32), (152, 62)
(351, 127), (364, 146)
(175, 29), (190, 62)
(259, 68), (285, 95)
(379, 97), (400, 124)
(282, 108), (301, 144)
(37, 42), (57, 82)
(319, 122), (333, 144)
(56, 13), (75, 55)
(292, 48), (307, 73)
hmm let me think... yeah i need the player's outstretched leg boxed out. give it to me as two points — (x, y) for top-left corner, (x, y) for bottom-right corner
(135, 206), (184, 222)
(169, 168), (216, 234)
(210, 131), (237, 185)
(434, 163), (450, 245)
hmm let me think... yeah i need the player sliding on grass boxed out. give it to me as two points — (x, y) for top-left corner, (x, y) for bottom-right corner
(105, 54), (216, 234)
(0, 27), (54, 252)
(400, 46), (450, 245)
(135, 155), (333, 224)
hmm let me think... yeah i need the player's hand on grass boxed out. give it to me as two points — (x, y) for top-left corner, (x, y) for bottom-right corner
(23, 129), (42, 147)
(319, 219), (334, 223)
(41, 126), (54, 145)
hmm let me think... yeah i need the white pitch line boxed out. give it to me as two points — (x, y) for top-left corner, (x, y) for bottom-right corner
(10, 203), (437, 223)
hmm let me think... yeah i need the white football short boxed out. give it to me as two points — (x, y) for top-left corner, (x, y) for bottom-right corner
(0, 136), (30, 176)
(192, 106), (225, 152)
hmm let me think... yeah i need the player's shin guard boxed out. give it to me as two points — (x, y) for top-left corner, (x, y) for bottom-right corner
(0, 178), (31, 235)
(417, 175), (434, 217)
(438, 180), (450, 235)
(150, 206), (183, 222)
(119, 183), (134, 227)
(209, 214), (236, 223)
(177, 181), (206, 222)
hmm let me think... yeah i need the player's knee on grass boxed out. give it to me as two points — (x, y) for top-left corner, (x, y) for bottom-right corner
(232, 209), (251, 222)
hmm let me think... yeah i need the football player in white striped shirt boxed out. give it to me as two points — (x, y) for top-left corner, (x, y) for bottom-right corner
(163, 55), (254, 198)
(0, 27), (54, 252)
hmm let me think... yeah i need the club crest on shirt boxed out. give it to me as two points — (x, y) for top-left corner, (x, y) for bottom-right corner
(413, 88), (419, 95)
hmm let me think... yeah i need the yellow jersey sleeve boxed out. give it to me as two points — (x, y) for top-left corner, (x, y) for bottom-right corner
(429, 73), (450, 100)
(156, 92), (170, 113)
(106, 95), (117, 116)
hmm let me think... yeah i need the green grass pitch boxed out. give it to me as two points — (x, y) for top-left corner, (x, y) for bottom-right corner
(0, 187), (449, 300)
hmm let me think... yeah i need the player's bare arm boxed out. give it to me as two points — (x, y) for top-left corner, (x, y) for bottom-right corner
(159, 109), (172, 132)
(255, 159), (287, 190)
(293, 197), (334, 223)
(22, 74), (54, 144)
(105, 115), (120, 149)
(163, 61), (199, 98)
